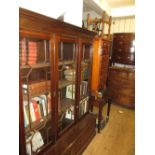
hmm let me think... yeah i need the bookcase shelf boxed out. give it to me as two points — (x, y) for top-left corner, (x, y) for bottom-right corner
(25, 114), (52, 133)
(58, 80), (74, 89)
(80, 95), (89, 101)
(20, 63), (50, 69)
(19, 8), (96, 155)
(82, 59), (90, 63)
(58, 60), (74, 66)
(22, 80), (51, 98)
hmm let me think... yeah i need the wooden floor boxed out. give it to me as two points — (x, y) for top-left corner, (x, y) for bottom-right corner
(83, 104), (135, 155)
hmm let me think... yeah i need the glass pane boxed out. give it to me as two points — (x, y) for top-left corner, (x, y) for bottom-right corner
(19, 38), (50, 66)
(20, 37), (54, 155)
(79, 44), (91, 118)
(59, 42), (75, 61)
(58, 41), (76, 134)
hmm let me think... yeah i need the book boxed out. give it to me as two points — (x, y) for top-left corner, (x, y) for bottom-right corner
(39, 95), (47, 116)
(30, 102), (36, 122)
(26, 142), (32, 155)
(37, 103), (42, 119)
(65, 109), (72, 120)
(21, 39), (26, 65)
(80, 81), (88, 97)
(26, 131), (44, 154)
(31, 100), (40, 121)
(79, 100), (83, 116)
(66, 84), (75, 100)
(47, 93), (51, 114)
(28, 41), (37, 65)
(23, 101), (29, 127)
(31, 131), (44, 152)
(38, 102), (44, 118)
(33, 95), (47, 117)
(84, 97), (89, 113)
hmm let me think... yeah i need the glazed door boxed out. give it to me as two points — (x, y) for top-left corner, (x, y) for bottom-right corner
(56, 36), (78, 135)
(79, 43), (92, 118)
(19, 33), (55, 155)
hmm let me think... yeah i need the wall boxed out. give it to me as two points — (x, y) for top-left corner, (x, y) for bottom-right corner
(111, 16), (135, 33)
(19, 0), (83, 27)
(111, 6), (135, 17)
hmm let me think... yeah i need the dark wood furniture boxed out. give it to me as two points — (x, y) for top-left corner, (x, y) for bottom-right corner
(90, 95), (111, 133)
(109, 33), (135, 108)
(111, 33), (135, 65)
(108, 67), (135, 108)
(19, 8), (96, 155)
(91, 38), (111, 96)
(86, 11), (112, 103)
(91, 38), (112, 132)
(44, 114), (96, 155)
(86, 12), (112, 132)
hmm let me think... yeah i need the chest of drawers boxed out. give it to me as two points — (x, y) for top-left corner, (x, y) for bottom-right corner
(109, 33), (135, 108)
(111, 33), (135, 65)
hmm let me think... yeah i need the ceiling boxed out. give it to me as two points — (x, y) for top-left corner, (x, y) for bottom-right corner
(107, 0), (135, 8)
(83, 0), (103, 14)
(83, 0), (135, 17)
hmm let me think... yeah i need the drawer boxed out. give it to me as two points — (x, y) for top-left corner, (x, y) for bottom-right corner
(113, 41), (132, 49)
(71, 127), (94, 155)
(112, 52), (134, 58)
(113, 33), (135, 41)
(112, 53), (135, 65)
(113, 47), (130, 53)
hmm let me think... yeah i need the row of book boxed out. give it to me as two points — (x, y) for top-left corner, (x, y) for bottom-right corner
(20, 40), (37, 65)
(23, 93), (51, 128)
(20, 39), (49, 65)
(27, 41), (37, 65)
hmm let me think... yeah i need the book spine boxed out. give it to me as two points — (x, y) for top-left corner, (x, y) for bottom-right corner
(37, 103), (42, 119)
(28, 41), (37, 64)
(32, 100), (40, 121)
(39, 103), (44, 118)
(84, 99), (87, 113)
(30, 102), (36, 122)
(41, 98), (47, 116)
(66, 84), (75, 100)
(47, 93), (51, 114)
(40, 95), (47, 116)
(23, 105), (28, 127)
(21, 40), (26, 65)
